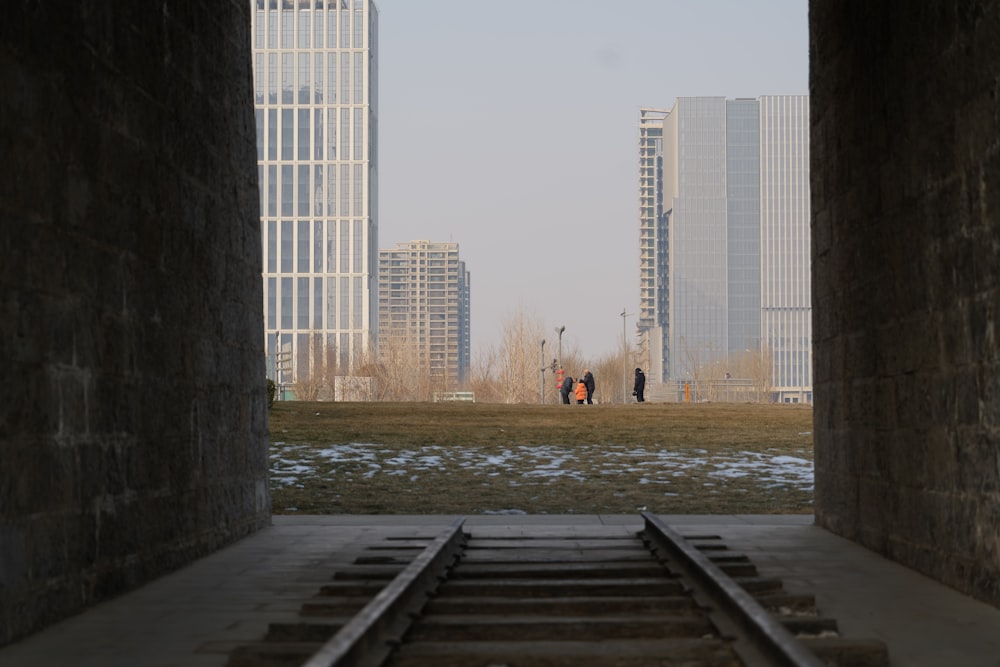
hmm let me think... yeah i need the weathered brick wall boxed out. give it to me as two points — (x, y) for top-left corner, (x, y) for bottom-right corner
(811, 2), (1000, 605)
(0, 2), (270, 644)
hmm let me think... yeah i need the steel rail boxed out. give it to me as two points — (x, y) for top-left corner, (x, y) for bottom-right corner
(301, 517), (467, 667)
(641, 511), (825, 667)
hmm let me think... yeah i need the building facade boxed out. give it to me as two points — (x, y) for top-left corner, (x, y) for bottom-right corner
(758, 95), (811, 402)
(637, 108), (670, 384)
(639, 96), (810, 403)
(251, 0), (379, 391)
(379, 241), (471, 393)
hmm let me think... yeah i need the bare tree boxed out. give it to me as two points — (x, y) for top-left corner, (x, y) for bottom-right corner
(746, 344), (775, 403)
(467, 346), (503, 403)
(489, 307), (545, 404)
(592, 351), (625, 404)
(292, 334), (339, 401)
(360, 327), (431, 401)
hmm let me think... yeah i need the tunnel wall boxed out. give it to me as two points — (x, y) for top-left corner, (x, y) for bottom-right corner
(0, 1), (270, 645)
(811, 2), (1000, 605)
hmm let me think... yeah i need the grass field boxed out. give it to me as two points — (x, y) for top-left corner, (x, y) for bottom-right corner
(268, 401), (815, 515)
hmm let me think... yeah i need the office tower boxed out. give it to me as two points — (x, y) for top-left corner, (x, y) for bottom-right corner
(639, 96), (810, 403)
(251, 0), (379, 392)
(379, 241), (471, 395)
(758, 95), (811, 402)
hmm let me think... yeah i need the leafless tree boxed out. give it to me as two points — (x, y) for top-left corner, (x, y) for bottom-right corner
(592, 352), (626, 404)
(292, 334), (339, 401)
(467, 346), (503, 403)
(357, 327), (433, 401)
(744, 344), (775, 403)
(467, 308), (546, 404)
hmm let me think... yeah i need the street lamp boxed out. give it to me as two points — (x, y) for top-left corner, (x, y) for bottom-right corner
(274, 330), (287, 401)
(540, 339), (546, 404)
(555, 325), (565, 370)
(620, 309), (631, 403)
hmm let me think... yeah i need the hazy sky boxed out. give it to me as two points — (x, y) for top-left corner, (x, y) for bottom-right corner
(375, 1), (808, 361)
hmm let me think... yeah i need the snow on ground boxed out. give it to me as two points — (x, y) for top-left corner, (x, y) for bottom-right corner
(270, 443), (814, 492)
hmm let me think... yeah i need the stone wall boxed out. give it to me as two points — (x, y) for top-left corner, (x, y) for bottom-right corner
(0, 1), (270, 645)
(811, 1), (1000, 605)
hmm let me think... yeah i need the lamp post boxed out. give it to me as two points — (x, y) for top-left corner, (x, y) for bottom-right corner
(274, 330), (285, 401)
(620, 309), (631, 403)
(555, 325), (565, 371)
(540, 339), (546, 404)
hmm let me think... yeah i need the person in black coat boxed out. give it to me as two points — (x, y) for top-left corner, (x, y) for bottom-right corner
(560, 376), (574, 404)
(632, 368), (646, 403)
(582, 369), (595, 404)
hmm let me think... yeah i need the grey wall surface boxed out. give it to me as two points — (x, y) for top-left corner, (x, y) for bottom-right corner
(811, 2), (1000, 605)
(0, 1), (270, 645)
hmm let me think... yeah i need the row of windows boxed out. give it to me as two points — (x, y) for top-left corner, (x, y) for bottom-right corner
(381, 248), (460, 255)
(381, 269), (457, 276)
(263, 219), (366, 274)
(253, 1), (366, 52)
(386, 304), (461, 312)
(258, 162), (366, 218)
(383, 258), (457, 264)
(381, 262), (461, 269)
(390, 292), (468, 301)
(265, 275), (365, 331)
(767, 339), (812, 388)
(268, 331), (362, 381)
(253, 52), (365, 107)
(773, 357), (812, 389)
(380, 318), (462, 329)
(255, 107), (365, 163)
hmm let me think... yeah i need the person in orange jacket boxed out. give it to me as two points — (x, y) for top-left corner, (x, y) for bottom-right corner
(574, 377), (588, 404)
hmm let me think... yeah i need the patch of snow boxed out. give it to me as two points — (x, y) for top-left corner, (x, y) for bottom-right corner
(270, 442), (814, 493)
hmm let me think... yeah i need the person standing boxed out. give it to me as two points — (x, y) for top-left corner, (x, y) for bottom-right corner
(582, 369), (595, 404)
(633, 368), (646, 403)
(560, 375), (574, 404)
(575, 377), (588, 404)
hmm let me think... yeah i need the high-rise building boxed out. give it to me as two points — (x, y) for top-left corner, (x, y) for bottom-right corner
(379, 241), (471, 393)
(758, 96), (811, 403)
(639, 96), (811, 403)
(251, 0), (379, 391)
(638, 108), (670, 382)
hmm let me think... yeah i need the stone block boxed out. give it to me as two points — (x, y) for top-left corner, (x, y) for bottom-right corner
(0, 1), (268, 647)
(813, 0), (1000, 607)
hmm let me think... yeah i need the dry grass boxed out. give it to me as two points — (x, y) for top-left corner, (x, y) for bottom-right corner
(269, 401), (815, 515)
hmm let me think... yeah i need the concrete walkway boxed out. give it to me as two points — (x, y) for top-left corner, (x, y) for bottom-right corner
(2, 514), (999, 667)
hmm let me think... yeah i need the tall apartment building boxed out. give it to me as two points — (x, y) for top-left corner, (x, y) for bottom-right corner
(251, 0), (379, 389)
(638, 108), (670, 383)
(379, 241), (471, 392)
(638, 96), (811, 403)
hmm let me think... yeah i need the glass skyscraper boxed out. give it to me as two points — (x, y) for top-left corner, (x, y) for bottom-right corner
(250, 0), (379, 388)
(639, 96), (810, 403)
(759, 95), (811, 401)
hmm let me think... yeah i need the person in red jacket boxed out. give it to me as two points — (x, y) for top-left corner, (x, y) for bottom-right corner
(574, 378), (588, 404)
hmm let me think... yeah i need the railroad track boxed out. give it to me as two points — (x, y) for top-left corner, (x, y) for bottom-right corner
(228, 513), (888, 667)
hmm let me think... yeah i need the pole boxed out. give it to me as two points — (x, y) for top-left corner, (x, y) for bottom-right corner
(540, 339), (546, 404)
(556, 325), (565, 371)
(620, 309), (630, 403)
(621, 310), (626, 403)
(275, 330), (283, 401)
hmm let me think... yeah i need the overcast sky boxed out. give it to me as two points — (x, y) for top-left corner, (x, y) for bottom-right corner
(374, 0), (808, 361)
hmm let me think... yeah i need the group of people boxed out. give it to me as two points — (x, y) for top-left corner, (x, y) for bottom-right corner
(559, 369), (595, 404)
(556, 367), (647, 404)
